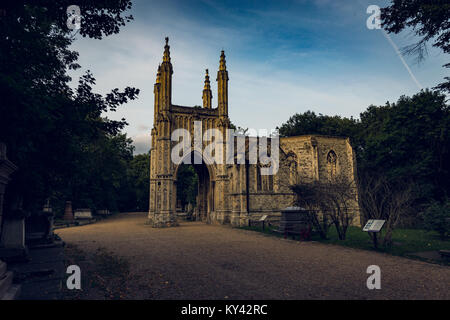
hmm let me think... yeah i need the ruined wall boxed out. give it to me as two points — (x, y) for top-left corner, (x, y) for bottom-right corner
(232, 135), (361, 226)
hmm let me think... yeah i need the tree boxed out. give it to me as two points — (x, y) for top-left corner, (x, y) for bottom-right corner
(0, 1), (139, 213)
(291, 181), (330, 239)
(358, 173), (416, 247)
(280, 91), (449, 227)
(291, 174), (358, 240)
(320, 175), (358, 241)
(422, 199), (450, 240)
(126, 153), (150, 212)
(358, 90), (450, 205)
(176, 164), (198, 209)
(277, 110), (360, 142)
(381, 0), (450, 93)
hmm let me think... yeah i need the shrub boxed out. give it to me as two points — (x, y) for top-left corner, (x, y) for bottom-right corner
(422, 200), (450, 240)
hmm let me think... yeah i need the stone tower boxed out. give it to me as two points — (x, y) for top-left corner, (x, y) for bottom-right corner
(148, 38), (231, 227)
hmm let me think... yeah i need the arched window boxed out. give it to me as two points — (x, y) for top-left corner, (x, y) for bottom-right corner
(286, 152), (298, 185)
(327, 150), (337, 178)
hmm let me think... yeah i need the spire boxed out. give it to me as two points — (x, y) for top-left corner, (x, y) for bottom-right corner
(219, 50), (226, 71)
(203, 69), (211, 90)
(154, 64), (162, 123)
(217, 50), (229, 116)
(160, 37), (173, 110)
(202, 68), (212, 108)
(163, 37), (170, 63)
(156, 64), (161, 84)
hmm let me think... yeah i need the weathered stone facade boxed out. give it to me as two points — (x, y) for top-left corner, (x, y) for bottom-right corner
(148, 39), (359, 227)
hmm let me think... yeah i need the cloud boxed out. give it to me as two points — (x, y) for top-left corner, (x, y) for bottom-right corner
(132, 132), (151, 155)
(67, 0), (444, 142)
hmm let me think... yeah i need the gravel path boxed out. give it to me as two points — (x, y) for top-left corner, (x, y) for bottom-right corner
(56, 212), (450, 300)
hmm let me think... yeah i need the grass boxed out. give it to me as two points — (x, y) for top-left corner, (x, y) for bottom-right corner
(240, 224), (450, 264)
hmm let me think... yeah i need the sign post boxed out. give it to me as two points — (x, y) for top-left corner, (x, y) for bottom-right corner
(259, 215), (268, 231)
(363, 219), (386, 249)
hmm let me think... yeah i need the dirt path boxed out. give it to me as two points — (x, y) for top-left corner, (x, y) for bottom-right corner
(56, 212), (450, 300)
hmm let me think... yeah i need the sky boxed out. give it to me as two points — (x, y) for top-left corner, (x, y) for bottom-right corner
(68, 0), (448, 154)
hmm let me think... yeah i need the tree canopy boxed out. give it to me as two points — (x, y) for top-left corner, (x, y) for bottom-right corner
(279, 90), (450, 211)
(277, 111), (359, 140)
(381, 0), (450, 93)
(0, 1), (140, 213)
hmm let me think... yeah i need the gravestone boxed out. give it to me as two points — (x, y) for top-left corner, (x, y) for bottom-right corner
(63, 201), (74, 221)
(0, 153), (28, 262)
(1, 208), (26, 249)
(278, 207), (312, 240)
(186, 202), (193, 214)
(0, 143), (21, 299)
(96, 209), (111, 216)
(74, 208), (93, 219)
(25, 207), (57, 247)
(0, 143), (17, 234)
(0, 199), (28, 263)
(176, 199), (182, 212)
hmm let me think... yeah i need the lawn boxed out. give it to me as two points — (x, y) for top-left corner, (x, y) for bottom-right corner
(240, 224), (450, 264)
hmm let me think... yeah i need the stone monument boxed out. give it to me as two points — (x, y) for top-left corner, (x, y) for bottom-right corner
(0, 143), (21, 299)
(63, 201), (74, 221)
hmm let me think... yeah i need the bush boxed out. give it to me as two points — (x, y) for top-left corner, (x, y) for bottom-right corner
(422, 200), (450, 240)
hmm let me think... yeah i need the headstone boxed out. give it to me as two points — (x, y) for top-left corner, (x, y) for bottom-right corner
(0, 200), (28, 261)
(25, 210), (55, 246)
(96, 209), (111, 216)
(0, 144), (27, 262)
(278, 207), (311, 240)
(192, 206), (198, 221)
(74, 208), (93, 219)
(0, 142), (18, 235)
(63, 201), (74, 221)
(0, 143), (22, 299)
(43, 199), (52, 213)
(1, 218), (25, 248)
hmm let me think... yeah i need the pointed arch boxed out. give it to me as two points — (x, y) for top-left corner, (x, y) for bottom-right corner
(327, 150), (338, 178)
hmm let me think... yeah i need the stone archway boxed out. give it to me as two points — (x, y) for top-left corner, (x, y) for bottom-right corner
(173, 151), (215, 223)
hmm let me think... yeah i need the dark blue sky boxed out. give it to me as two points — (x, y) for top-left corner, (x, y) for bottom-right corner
(70, 0), (447, 153)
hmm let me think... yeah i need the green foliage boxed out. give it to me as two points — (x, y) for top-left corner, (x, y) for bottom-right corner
(126, 153), (150, 211)
(277, 110), (359, 141)
(71, 133), (134, 212)
(243, 225), (450, 263)
(422, 200), (450, 240)
(279, 90), (450, 219)
(176, 164), (198, 208)
(311, 226), (450, 261)
(358, 90), (450, 204)
(0, 1), (138, 213)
